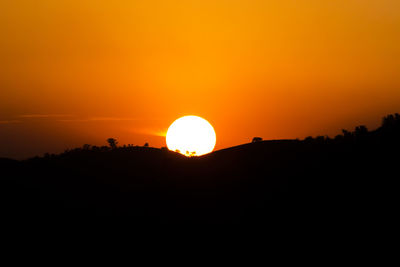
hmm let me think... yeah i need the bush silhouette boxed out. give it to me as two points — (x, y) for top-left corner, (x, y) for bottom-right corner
(252, 137), (263, 143)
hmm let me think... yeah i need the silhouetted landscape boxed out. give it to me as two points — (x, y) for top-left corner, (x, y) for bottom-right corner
(1, 114), (399, 223)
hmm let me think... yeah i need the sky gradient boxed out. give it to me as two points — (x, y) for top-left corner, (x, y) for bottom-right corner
(1, 0), (400, 158)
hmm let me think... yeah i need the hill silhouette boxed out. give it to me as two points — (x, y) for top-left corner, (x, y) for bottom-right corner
(1, 114), (399, 223)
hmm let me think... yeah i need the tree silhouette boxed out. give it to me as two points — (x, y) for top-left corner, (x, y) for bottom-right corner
(382, 113), (400, 129)
(304, 136), (314, 143)
(82, 144), (91, 150)
(107, 138), (118, 149)
(315, 136), (325, 144)
(342, 129), (353, 140)
(382, 114), (395, 128)
(354, 125), (368, 137)
(334, 134), (344, 142)
(144, 142), (149, 147)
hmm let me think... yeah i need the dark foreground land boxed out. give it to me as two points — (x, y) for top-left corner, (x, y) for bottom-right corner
(1, 114), (399, 223)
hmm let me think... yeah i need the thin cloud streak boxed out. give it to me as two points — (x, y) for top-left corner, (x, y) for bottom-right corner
(58, 117), (143, 122)
(0, 120), (21, 124)
(58, 117), (165, 122)
(89, 117), (141, 121)
(128, 127), (167, 137)
(18, 114), (72, 118)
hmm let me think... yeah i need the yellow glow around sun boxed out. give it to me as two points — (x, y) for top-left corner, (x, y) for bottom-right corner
(166, 116), (216, 156)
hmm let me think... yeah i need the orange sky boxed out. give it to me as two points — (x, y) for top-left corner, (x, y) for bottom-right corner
(1, 0), (400, 158)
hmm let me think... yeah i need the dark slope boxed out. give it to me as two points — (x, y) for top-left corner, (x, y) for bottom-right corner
(1, 115), (399, 222)
(0, 144), (291, 222)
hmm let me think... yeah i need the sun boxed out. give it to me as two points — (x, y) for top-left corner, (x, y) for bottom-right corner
(166, 116), (216, 156)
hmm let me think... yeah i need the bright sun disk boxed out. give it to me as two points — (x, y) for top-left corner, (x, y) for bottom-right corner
(166, 116), (216, 156)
